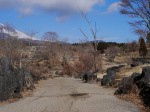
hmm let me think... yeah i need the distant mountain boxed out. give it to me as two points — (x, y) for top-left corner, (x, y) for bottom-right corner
(0, 23), (37, 40)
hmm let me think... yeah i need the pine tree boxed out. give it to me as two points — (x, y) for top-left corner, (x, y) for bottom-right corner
(147, 32), (150, 47)
(139, 38), (148, 57)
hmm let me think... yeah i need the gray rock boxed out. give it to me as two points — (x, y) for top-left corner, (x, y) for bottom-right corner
(0, 57), (18, 100)
(134, 66), (150, 89)
(107, 65), (125, 72)
(115, 66), (150, 108)
(0, 57), (34, 101)
(130, 62), (140, 67)
(101, 70), (116, 86)
(140, 84), (150, 107)
(134, 66), (150, 107)
(82, 71), (96, 83)
(115, 67), (150, 100)
(115, 73), (140, 95)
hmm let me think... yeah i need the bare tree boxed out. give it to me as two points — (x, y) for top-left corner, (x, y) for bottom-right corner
(59, 39), (76, 76)
(0, 37), (25, 67)
(41, 31), (59, 66)
(105, 46), (121, 62)
(43, 32), (58, 42)
(59, 39), (72, 66)
(147, 32), (150, 47)
(26, 30), (38, 46)
(123, 40), (139, 53)
(120, 0), (150, 38)
(80, 12), (99, 72)
(139, 37), (148, 57)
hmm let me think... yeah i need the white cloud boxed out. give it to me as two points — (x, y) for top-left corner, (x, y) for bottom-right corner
(107, 2), (121, 13)
(56, 15), (70, 22)
(0, 0), (105, 18)
(19, 7), (33, 15)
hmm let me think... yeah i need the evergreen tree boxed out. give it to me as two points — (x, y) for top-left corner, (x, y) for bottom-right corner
(147, 32), (150, 47)
(139, 38), (148, 57)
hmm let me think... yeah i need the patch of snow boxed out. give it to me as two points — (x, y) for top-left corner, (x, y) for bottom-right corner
(0, 23), (4, 26)
(0, 23), (38, 40)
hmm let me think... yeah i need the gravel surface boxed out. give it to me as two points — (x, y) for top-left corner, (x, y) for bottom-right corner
(0, 78), (138, 112)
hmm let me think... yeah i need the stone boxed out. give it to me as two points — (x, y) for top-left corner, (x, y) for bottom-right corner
(0, 57), (34, 101)
(0, 57), (18, 101)
(115, 66), (150, 108)
(134, 67), (150, 107)
(134, 66), (150, 89)
(101, 65), (126, 86)
(130, 62), (140, 67)
(107, 65), (125, 72)
(82, 71), (95, 83)
(140, 84), (150, 107)
(115, 73), (140, 95)
(101, 70), (116, 86)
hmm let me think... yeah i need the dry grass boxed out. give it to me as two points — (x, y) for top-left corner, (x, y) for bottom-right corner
(117, 93), (150, 112)
(116, 64), (150, 78)
(114, 52), (138, 64)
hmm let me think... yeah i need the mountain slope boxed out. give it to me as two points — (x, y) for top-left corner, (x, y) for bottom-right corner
(0, 23), (37, 40)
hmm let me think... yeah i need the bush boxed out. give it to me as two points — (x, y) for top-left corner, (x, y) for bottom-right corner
(73, 52), (95, 75)
(139, 38), (148, 57)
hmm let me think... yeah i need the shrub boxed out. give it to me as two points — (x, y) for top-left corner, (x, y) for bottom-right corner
(139, 38), (148, 57)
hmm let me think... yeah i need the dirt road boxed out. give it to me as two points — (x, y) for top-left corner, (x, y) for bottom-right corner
(0, 78), (138, 112)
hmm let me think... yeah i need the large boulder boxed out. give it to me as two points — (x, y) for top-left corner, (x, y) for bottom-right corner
(0, 57), (19, 100)
(139, 84), (150, 107)
(115, 66), (150, 107)
(0, 57), (34, 101)
(82, 71), (96, 82)
(101, 70), (116, 86)
(134, 67), (150, 107)
(101, 65), (126, 86)
(130, 62), (141, 67)
(115, 73), (140, 95)
(134, 66), (150, 89)
(107, 65), (125, 72)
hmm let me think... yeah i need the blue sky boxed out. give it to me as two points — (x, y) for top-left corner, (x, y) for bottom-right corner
(0, 0), (138, 43)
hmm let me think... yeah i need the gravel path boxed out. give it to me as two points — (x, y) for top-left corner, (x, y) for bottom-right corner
(0, 78), (138, 112)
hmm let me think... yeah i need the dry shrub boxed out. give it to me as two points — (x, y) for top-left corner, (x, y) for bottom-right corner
(105, 46), (121, 62)
(74, 61), (85, 74)
(124, 55), (133, 65)
(28, 65), (52, 81)
(115, 73), (123, 79)
(123, 41), (139, 53)
(35, 45), (60, 68)
(0, 37), (26, 67)
(79, 53), (95, 71)
(61, 63), (74, 76)
(117, 92), (150, 112)
(73, 52), (95, 74)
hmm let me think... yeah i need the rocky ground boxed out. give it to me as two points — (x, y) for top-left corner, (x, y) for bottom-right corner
(0, 78), (138, 112)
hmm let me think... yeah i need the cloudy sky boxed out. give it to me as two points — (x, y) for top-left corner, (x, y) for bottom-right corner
(0, 0), (137, 42)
